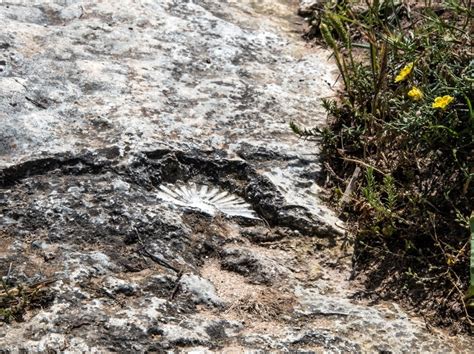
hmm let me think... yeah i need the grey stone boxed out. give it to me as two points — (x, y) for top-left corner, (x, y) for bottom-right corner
(221, 247), (291, 284)
(31, 240), (47, 249)
(298, 0), (327, 16)
(179, 273), (224, 307)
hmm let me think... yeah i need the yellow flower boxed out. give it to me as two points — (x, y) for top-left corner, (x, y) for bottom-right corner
(407, 87), (423, 101)
(432, 95), (454, 110)
(394, 62), (414, 83)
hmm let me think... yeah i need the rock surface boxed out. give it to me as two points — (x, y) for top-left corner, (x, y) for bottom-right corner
(0, 0), (471, 351)
(298, 0), (325, 16)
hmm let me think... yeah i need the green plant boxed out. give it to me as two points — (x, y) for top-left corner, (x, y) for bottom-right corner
(0, 278), (55, 323)
(0, 280), (29, 323)
(296, 0), (473, 329)
(360, 168), (398, 237)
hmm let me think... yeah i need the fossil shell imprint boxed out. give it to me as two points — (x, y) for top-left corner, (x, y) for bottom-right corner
(156, 182), (259, 219)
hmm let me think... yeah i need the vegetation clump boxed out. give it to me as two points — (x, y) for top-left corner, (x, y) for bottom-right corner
(0, 277), (56, 323)
(295, 0), (473, 331)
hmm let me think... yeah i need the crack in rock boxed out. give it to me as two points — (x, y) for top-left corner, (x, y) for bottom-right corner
(0, 149), (341, 237)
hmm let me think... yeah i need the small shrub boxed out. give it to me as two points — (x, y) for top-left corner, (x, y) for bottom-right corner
(295, 0), (473, 330)
(0, 278), (56, 323)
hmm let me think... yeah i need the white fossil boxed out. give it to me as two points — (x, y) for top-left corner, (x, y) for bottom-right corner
(156, 182), (259, 219)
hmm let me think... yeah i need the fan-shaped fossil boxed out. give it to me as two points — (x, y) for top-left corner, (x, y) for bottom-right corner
(156, 182), (259, 219)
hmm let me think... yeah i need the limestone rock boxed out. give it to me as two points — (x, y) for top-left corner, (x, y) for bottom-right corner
(0, 0), (471, 352)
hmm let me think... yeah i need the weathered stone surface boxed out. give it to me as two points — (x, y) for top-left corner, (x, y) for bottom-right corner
(0, 0), (472, 352)
(298, 0), (326, 16)
(221, 246), (291, 284)
(179, 273), (225, 307)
